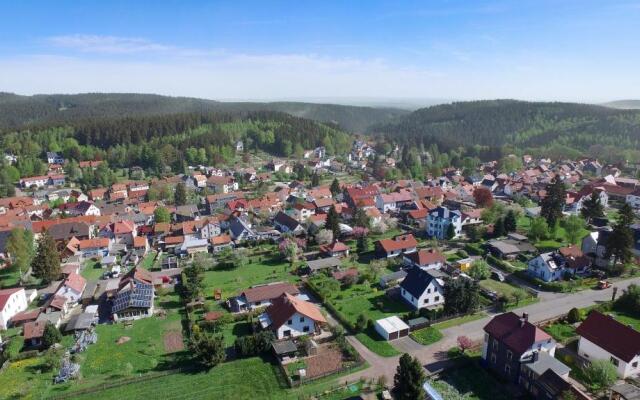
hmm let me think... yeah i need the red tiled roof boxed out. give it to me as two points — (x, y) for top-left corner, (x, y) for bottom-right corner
(266, 293), (326, 330)
(24, 320), (47, 340)
(405, 249), (445, 266)
(210, 234), (231, 245)
(239, 282), (299, 303)
(164, 235), (184, 245)
(377, 234), (418, 253)
(78, 238), (110, 250)
(64, 272), (86, 293)
(576, 311), (640, 363)
(133, 236), (147, 248)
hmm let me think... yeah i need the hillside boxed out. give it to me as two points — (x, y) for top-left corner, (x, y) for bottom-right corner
(369, 99), (640, 157)
(602, 100), (640, 110)
(0, 92), (407, 133)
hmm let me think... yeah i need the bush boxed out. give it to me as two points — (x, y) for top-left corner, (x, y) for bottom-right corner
(464, 243), (483, 255)
(486, 255), (516, 273)
(567, 307), (582, 323)
(234, 331), (275, 358)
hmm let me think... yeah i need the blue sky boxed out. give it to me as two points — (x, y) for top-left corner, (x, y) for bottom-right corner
(1, 0), (639, 102)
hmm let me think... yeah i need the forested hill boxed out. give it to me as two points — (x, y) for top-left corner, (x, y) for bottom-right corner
(0, 92), (407, 132)
(602, 100), (640, 110)
(369, 99), (640, 159)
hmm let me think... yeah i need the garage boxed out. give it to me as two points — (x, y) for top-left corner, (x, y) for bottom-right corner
(374, 316), (410, 341)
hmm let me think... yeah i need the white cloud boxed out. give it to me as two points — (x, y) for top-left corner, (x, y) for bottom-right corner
(46, 34), (175, 54)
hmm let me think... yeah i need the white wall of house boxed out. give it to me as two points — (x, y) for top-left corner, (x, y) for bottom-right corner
(56, 286), (83, 304)
(626, 194), (640, 209)
(0, 289), (28, 329)
(400, 282), (444, 310)
(427, 215), (462, 239)
(275, 311), (317, 339)
(578, 336), (640, 378)
(527, 255), (564, 282)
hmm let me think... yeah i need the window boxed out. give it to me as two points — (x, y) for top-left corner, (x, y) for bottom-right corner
(424, 298), (429, 304)
(611, 357), (619, 367)
(287, 319), (292, 325)
(427, 288), (431, 294)
(434, 296), (440, 302)
(303, 326), (310, 332)
(299, 316), (305, 322)
(632, 361), (638, 368)
(284, 330), (291, 337)
(507, 350), (513, 361)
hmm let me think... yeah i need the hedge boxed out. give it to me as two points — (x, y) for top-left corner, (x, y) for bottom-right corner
(464, 243), (484, 255)
(304, 281), (356, 331)
(486, 255), (517, 274)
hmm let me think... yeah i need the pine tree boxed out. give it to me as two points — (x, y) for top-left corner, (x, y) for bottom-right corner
(504, 210), (517, 233)
(175, 182), (188, 206)
(446, 223), (456, 240)
(580, 194), (604, 223)
(354, 207), (370, 228)
(326, 205), (341, 239)
(31, 231), (61, 284)
(330, 178), (341, 197)
(606, 221), (633, 267)
(493, 217), (506, 237)
(393, 354), (426, 400)
(311, 172), (320, 187)
(541, 175), (566, 227)
(357, 235), (370, 253)
(618, 203), (635, 226)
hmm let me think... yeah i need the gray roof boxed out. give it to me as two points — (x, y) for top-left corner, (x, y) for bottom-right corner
(611, 383), (640, 400)
(272, 340), (297, 355)
(306, 257), (341, 271)
(525, 351), (571, 377)
(64, 313), (95, 332)
(380, 270), (408, 285)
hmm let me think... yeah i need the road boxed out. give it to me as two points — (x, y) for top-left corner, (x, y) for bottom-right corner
(341, 276), (640, 382)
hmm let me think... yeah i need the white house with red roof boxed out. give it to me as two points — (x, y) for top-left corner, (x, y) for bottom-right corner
(403, 249), (446, 270)
(55, 272), (86, 304)
(112, 220), (137, 245)
(0, 287), (28, 329)
(319, 241), (350, 258)
(576, 311), (640, 378)
(376, 234), (418, 258)
(259, 293), (327, 339)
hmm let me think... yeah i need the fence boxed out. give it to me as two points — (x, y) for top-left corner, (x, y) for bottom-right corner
(280, 357), (365, 388)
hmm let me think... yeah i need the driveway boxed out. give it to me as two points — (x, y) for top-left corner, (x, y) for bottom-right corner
(342, 276), (640, 383)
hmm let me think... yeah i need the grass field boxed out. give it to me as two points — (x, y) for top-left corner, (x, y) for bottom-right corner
(432, 313), (487, 330)
(0, 264), (22, 288)
(410, 327), (443, 345)
(81, 260), (105, 281)
(543, 322), (577, 343)
(67, 356), (368, 400)
(355, 327), (400, 357)
(609, 311), (640, 331)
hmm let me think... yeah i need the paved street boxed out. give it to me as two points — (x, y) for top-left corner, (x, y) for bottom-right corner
(342, 276), (640, 382)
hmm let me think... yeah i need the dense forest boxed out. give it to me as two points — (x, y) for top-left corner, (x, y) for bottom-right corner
(369, 100), (640, 163)
(0, 110), (352, 195)
(0, 92), (407, 133)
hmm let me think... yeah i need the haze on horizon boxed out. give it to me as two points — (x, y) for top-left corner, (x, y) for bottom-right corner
(1, 0), (639, 103)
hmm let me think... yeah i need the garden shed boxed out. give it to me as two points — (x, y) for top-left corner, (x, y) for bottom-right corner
(374, 316), (409, 341)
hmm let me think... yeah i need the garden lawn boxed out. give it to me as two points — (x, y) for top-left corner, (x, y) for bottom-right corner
(432, 313), (487, 330)
(429, 361), (511, 400)
(0, 264), (22, 288)
(609, 311), (640, 331)
(410, 327), (443, 345)
(77, 311), (185, 386)
(355, 327), (400, 357)
(81, 260), (105, 281)
(67, 356), (368, 400)
(543, 322), (577, 343)
(328, 283), (410, 325)
(202, 256), (299, 298)
(218, 320), (253, 347)
(0, 357), (56, 399)
(141, 250), (158, 270)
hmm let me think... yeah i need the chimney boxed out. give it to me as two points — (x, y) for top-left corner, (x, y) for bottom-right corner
(520, 313), (529, 327)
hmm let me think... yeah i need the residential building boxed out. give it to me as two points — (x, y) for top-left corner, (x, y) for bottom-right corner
(375, 234), (418, 258)
(403, 249), (446, 270)
(482, 312), (556, 383)
(426, 206), (462, 239)
(0, 288), (28, 329)
(576, 311), (640, 378)
(112, 268), (155, 321)
(399, 267), (445, 309)
(230, 282), (300, 313)
(260, 293), (326, 339)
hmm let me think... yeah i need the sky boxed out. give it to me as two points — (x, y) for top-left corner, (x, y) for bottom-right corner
(1, 0), (639, 103)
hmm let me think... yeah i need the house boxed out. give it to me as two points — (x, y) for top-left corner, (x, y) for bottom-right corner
(20, 175), (50, 189)
(78, 238), (111, 258)
(399, 267), (445, 309)
(55, 272), (86, 303)
(64, 201), (101, 217)
(527, 252), (565, 282)
(524, 367), (589, 400)
(210, 234), (233, 253)
(375, 190), (413, 213)
(576, 311), (640, 378)
(207, 175), (238, 194)
(403, 249), (446, 270)
(374, 316), (410, 341)
(46, 152), (64, 164)
(23, 320), (48, 347)
(0, 288), (28, 329)
(112, 220), (137, 245)
(228, 217), (255, 241)
(112, 267), (155, 321)
(259, 293), (326, 339)
(376, 234), (418, 258)
(132, 236), (148, 256)
(426, 206), (462, 239)
(291, 202), (316, 222)
(230, 282), (300, 313)
(319, 241), (350, 258)
(179, 237), (209, 257)
(274, 212), (305, 235)
(482, 312), (556, 383)
(379, 270), (408, 288)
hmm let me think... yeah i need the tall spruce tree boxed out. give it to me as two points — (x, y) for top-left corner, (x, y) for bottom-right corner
(175, 182), (188, 206)
(330, 178), (341, 197)
(31, 231), (61, 284)
(504, 210), (517, 233)
(541, 175), (566, 227)
(580, 194), (604, 223)
(393, 354), (426, 400)
(326, 205), (341, 238)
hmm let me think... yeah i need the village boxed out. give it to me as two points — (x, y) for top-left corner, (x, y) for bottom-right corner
(1, 141), (640, 400)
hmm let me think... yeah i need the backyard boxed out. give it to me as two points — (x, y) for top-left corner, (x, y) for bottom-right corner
(410, 326), (443, 345)
(429, 359), (512, 400)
